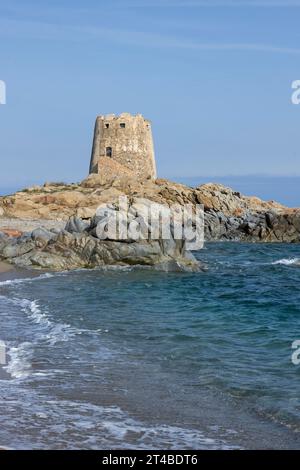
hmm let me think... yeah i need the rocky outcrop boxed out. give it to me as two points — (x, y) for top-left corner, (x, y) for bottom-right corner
(0, 201), (201, 272)
(0, 177), (299, 243)
(204, 208), (300, 243)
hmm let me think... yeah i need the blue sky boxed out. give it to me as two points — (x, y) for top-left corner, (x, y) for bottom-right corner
(0, 0), (300, 191)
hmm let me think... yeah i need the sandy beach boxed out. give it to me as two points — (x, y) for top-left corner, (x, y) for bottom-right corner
(0, 257), (44, 283)
(0, 261), (16, 383)
(0, 261), (18, 283)
(0, 261), (13, 274)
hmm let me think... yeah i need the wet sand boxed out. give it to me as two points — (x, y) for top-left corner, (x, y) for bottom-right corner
(0, 261), (13, 275)
(0, 263), (14, 382)
(0, 261), (26, 284)
(0, 260), (41, 283)
(0, 262), (16, 381)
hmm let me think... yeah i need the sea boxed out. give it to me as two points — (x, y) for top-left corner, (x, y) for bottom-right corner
(0, 242), (300, 449)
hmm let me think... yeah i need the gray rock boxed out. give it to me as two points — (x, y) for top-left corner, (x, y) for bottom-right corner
(89, 209), (117, 230)
(0, 213), (201, 272)
(265, 211), (277, 229)
(2, 240), (36, 259)
(30, 252), (74, 270)
(50, 228), (62, 235)
(216, 211), (227, 223)
(65, 216), (89, 234)
(31, 228), (55, 243)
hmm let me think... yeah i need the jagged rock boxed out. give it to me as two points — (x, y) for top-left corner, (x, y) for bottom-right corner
(2, 240), (36, 259)
(0, 178), (300, 245)
(65, 216), (89, 234)
(0, 178), (285, 221)
(31, 227), (55, 243)
(30, 252), (79, 270)
(0, 203), (201, 272)
(0, 228), (23, 238)
(75, 207), (95, 219)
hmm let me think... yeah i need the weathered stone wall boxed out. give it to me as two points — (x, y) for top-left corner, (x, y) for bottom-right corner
(89, 113), (157, 180)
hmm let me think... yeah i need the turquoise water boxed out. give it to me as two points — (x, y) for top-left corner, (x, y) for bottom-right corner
(0, 242), (300, 449)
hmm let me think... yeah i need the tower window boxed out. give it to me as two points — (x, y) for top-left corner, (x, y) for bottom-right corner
(105, 123), (109, 129)
(106, 147), (112, 157)
(120, 123), (126, 128)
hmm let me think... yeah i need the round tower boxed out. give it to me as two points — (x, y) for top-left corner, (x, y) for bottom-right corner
(89, 113), (157, 180)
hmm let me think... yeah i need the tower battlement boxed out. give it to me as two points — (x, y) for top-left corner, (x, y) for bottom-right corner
(89, 113), (157, 180)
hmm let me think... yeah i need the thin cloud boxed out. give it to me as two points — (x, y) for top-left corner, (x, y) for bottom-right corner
(178, 43), (300, 54)
(0, 18), (299, 55)
(122, 0), (300, 7)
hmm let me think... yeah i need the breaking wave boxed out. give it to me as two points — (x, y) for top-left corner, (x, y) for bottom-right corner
(0, 292), (113, 381)
(4, 342), (34, 379)
(272, 258), (300, 266)
(16, 298), (76, 346)
(0, 395), (238, 449)
(0, 272), (55, 287)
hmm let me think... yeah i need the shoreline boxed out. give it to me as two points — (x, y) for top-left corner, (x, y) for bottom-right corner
(0, 259), (44, 284)
(0, 260), (13, 274)
(0, 245), (300, 449)
(0, 260), (37, 385)
(0, 260), (16, 283)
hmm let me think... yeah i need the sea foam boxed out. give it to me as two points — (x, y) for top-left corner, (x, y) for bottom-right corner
(0, 272), (55, 287)
(18, 299), (76, 346)
(4, 342), (33, 379)
(272, 258), (299, 266)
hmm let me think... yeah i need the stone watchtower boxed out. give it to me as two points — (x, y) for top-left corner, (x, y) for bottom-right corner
(89, 113), (157, 180)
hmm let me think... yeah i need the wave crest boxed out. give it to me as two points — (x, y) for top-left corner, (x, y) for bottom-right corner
(4, 342), (33, 379)
(272, 258), (299, 266)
